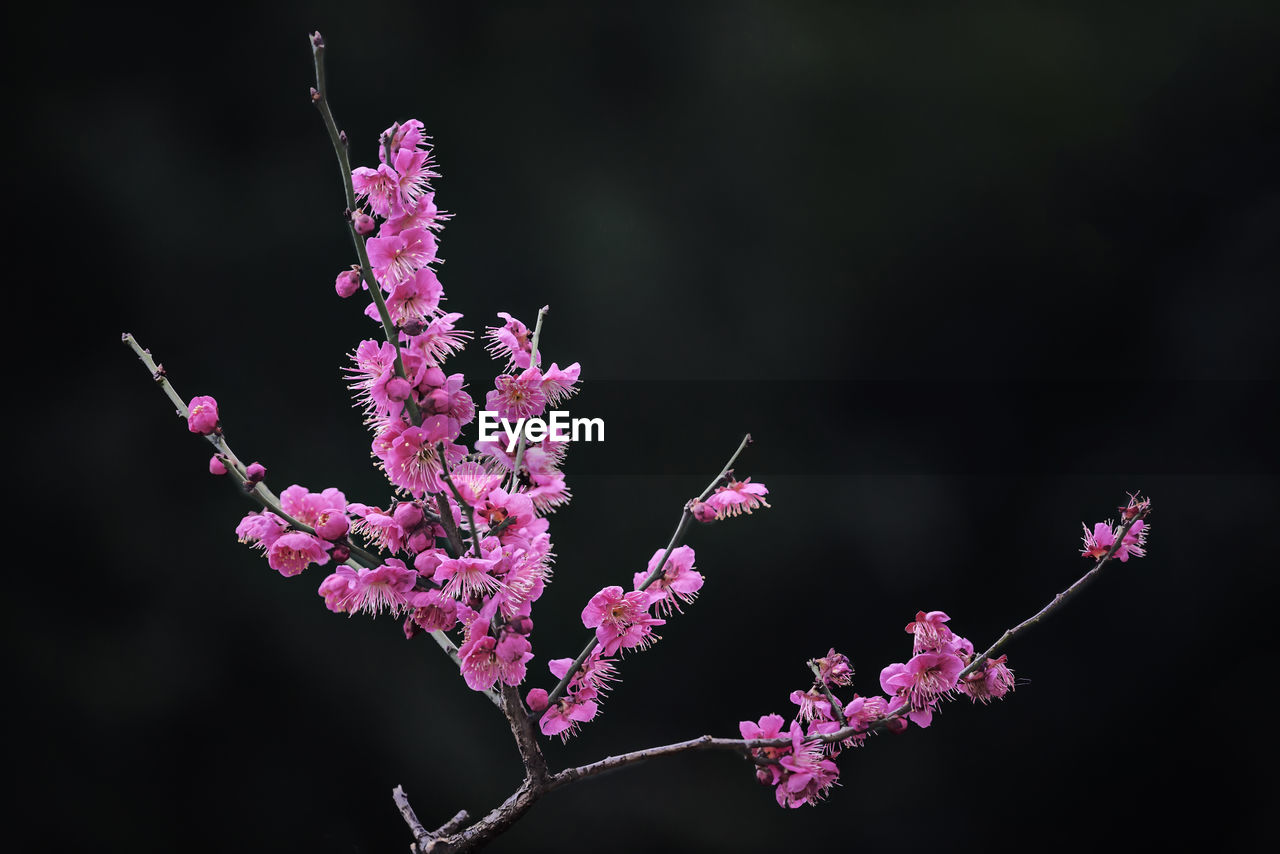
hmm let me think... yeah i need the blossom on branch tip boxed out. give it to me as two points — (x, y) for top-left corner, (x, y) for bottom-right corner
(209, 456), (227, 475)
(1081, 518), (1150, 562)
(813, 649), (854, 688)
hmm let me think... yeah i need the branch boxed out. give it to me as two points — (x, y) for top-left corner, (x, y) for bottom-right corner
(308, 31), (421, 427)
(536, 433), (751, 716)
(958, 504), (1152, 679)
(121, 333), (383, 569)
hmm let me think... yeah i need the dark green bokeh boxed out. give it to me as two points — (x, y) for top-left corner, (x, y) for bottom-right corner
(12, 2), (1277, 851)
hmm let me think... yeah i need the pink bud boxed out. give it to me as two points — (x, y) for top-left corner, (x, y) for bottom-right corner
(885, 717), (909, 735)
(403, 616), (421, 640)
(352, 211), (375, 235)
(421, 366), (446, 388)
(245, 462), (266, 483)
(335, 268), (361, 298)
(330, 543), (350, 563)
(525, 688), (549, 712)
(386, 377), (412, 402)
(400, 319), (426, 336)
(187, 395), (220, 435)
(407, 531), (431, 553)
(507, 615), (534, 635)
(209, 455), (227, 475)
(314, 510), (350, 541)
(690, 500), (717, 523)
(393, 501), (424, 529)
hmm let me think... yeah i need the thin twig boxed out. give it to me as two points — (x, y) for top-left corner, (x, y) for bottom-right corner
(393, 785), (431, 849)
(958, 505), (1152, 679)
(536, 434), (751, 716)
(309, 32), (421, 427)
(121, 333), (383, 568)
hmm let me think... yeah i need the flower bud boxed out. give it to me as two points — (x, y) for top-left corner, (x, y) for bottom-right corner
(400, 319), (426, 336)
(209, 455), (227, 475)
(314, 510), (350, 541)
(690, 500), (717, 523)
(525, 688), (549, 712)
(386, 377), (412, 402)
(506, 615), (534, 635)
(393, 501), (424, 529)
(335, 268), (361, 298)
(421, 366), (446, 388)
(352, 211), (375, 235)
(330, 543), (351, 563)
(245, 462), (266, 483)
(187, 395), (220, 435)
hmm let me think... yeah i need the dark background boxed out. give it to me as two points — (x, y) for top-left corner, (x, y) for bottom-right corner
(11, 1), (1278, 851)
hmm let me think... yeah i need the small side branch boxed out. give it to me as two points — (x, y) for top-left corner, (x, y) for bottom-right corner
(959, 505), (1152, 679)
(537, 433), (752, 716)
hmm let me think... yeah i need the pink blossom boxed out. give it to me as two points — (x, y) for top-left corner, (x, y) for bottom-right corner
(457, 623), (533, 692)
(366, 227), (437, 288)
(789, 687), (834, 723)
(880, 652), (964, 718)
(539, 692), (599, 740)
(236, 510), (286, 550)
(279, 485), (348, 528)
(433, 554), (505, 601)
(705, 477), (770, 519)
(1081, 519), (1149, 562)
(774, 722), (840, 808)
(485, 368), (548, 421)
(740, 714), (790, 785)
(581, 586), (665, 656)
(406, 588), (459, 633)
(387, 267), (443, 328)
(539, 362), (581, 406)
(351, 163), (401, 217)
(960, 655), (1016, 704)
(317, 558), (417, 617)
(634, 545), (703, 616)
(905, 610), (954, 654)
(209, 456), (227, 475)
(373, 422), (464, 497)
(484, 312), (536, 370)
(266, 531), (332, 577)
(406, 312), (472, 365)
(186, 395), (219, 434)
(814, 649), (854, 688)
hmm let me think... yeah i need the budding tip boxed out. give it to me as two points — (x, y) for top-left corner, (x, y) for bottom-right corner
(310, 31), (324, 48)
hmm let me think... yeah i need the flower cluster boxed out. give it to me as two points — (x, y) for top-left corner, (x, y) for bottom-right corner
(740, 610), (1016, 808)
(205, 120), (599, 700)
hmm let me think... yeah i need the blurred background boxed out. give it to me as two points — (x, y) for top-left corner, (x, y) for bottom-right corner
(11, 1), (1278, 851)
